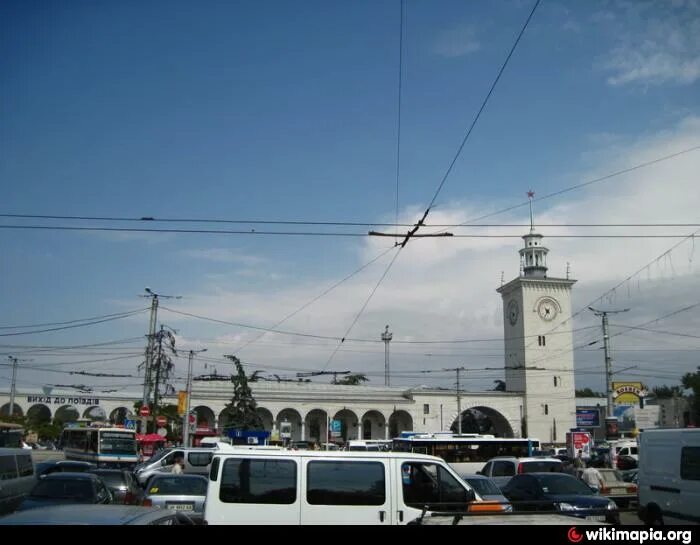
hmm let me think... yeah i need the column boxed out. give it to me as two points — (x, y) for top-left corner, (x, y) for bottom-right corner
(357, 422), (362, 441)
(300, 421), (306, 442)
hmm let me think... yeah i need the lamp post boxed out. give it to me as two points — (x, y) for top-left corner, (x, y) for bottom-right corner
(183, 348), (207, 447)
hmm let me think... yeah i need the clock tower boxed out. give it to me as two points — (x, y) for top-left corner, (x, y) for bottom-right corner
(496, 196), (577, 443)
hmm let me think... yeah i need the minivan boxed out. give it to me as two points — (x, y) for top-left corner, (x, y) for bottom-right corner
(0, 448), (35, 515)
(479, 456), (564, 489)
(204, 448), (501, 525)
(134, 447), (215, 486)
(637, 428), (700, 525)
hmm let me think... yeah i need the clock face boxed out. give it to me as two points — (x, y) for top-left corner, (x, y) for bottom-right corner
(507, 300), (519, 326)
(537, 298), (558, 321)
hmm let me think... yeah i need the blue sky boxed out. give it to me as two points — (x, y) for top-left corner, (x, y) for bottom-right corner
(1, 0), (699, 396)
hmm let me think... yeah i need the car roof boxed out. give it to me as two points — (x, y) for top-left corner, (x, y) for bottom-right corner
(0, 505), (178, 525)
(487, 457), (561, 462)
(40, 472), (100, 481)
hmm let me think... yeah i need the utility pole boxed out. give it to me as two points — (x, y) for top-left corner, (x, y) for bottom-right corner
(140, 288), (180, 433)
(381, 325), (393, 387)
(183, 348), (207, 447)
(7, 356), (32, 417)
(588, 307), (630, 418)
(443, 367), (467, 435)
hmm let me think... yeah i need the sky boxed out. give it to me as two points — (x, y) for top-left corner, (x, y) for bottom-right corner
(1, 0), (699, 400)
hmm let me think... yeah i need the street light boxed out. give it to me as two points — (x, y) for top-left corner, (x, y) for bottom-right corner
(183, 348), (207, 447)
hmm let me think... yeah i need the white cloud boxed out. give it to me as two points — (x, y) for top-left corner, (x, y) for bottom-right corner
(180, 248), (267, 266)
(433, 24), (480, 58)
(599, 4), (700, 86)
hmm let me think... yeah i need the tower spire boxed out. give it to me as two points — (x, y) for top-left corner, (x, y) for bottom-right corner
(527, 190), (535, 233)
(519, 189), (548, 278)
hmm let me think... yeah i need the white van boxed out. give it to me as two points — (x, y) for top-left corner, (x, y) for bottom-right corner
(637, 428), (700, 525)
(204, 449), (493, 525)
(611, 440), (639, 462)
(0, 448), (35, 515)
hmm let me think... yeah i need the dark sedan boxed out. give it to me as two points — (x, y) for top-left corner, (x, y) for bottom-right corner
(17, 472), (112, 511)
(89, 469), (143, 505)
(502, 473), (619, 524)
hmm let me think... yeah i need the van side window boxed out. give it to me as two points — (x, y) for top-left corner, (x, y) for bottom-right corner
(401, 462), (467, 512)
(307, 461), (385, 506)
(220, 458), (296, 504)
(188, 452), (212, 467)
(16, 454), (33, 477)
(680, 447), (700, 481)
(0, 455), (17, 480)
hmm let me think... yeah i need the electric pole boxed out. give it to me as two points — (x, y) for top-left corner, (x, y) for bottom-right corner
(588, 307), (630, 418)
(7, 356), (32, 417)
(183, 348), (207, 447)
(381, 325), (393, 387)
(443, 367), (467, 435)
(140, 288), (180, 433)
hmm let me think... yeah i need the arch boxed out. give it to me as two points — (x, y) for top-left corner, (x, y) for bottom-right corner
(54, 405), (80, 425)
(83, 406), (107, 422)
(276, 408), (303, 442)
(450, 406), (514, 438)
(360, 410), (386, 440)
(255, 407), (274, 432)
(27, 404), (52, 424)
(192, 406), (216, 430)
(304, 409), (327, 443)
(388, 410), (413, 439)
(0, 403), (24, 418)
(333, 409), (359, 443)
(109, 407), (130, 426)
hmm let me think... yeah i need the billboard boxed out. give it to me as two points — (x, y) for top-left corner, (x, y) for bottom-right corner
(576, 408), (600, 428)
(612, 382), (648, 405)
(177, 391), (187, 415)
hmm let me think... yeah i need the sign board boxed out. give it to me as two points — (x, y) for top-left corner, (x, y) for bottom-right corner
(566, 431), (592, 458)
(280, 422), (292, 439)
(156, 416), (167, 427)
(178, 391), (187, 416)
(124, 419), (136, 430)
(330, 419), (342, 438)
(156, 427), (167, 437)
(612, 382), (648, 405)
(189, 414), (196, 425)
(576, 409), (601, 428)
(139, 405), (151, 417)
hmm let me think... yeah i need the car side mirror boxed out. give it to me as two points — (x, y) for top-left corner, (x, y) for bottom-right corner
(475, 471), (482, 475)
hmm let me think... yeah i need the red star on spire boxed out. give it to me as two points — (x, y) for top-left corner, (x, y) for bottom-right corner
(527, 190), (535, 199)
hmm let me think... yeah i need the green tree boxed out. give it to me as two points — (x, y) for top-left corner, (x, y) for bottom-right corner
(681, 368), (700, 425)
(222, 355), (263, 431)
(335, 374), (368, 386)
(651, 385), (685, 399)
(575, 388), (605, 398)
(492, 380), (506, 392)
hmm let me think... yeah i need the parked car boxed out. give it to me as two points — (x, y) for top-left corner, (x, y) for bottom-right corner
(616, 455), (638, 470)
(89, 469), (143, 505)
(0, 448), (35, 515)
(16, 472), (113, 511)
(501, 473), (620, 524)
(620, 469), (638, 484)
(134, 447), (214, 485)
(479, 457), (564, 489)
(0, 504), (197, 525)
(458, 474), (512, 511)
(142, 474), (208, 523)
(575, 468), (637, 508)
(35, 460), (97, 478)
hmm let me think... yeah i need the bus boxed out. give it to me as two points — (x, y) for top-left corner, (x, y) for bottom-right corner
(347, 440), (392, 451)
(392, 433), (540, 474)
(61, 426), (138, 468)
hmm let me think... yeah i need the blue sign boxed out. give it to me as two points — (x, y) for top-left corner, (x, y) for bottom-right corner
(576, 409), (600, 428)
(330, 419), (342, 437)
(123, 419), (136, 430)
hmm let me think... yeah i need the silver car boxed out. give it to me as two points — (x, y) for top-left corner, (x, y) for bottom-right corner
(142, 474), (207, 522)
(459, 474), (512, 511)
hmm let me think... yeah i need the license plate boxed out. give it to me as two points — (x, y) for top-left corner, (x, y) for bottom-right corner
(585, 516), (605, 522)
(610, 488), (626, 495)
(166, 503), (194, 511)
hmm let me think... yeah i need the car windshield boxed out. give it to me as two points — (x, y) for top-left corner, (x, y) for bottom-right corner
(536, 474), (595, 496)
(599, 470), (624, 483)
(464, 478), (502, 496)
(148, 477), (207, 496)
(31, 479), (94, 500)
(92, 471), (126, 488)
(521, 461), (562, 473)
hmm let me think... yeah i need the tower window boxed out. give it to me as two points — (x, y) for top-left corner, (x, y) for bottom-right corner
(544, 404), (549, 415)
(538, 335), (546, 346)
(553, 377), (558, 387)
(423, 404), (430, 415)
